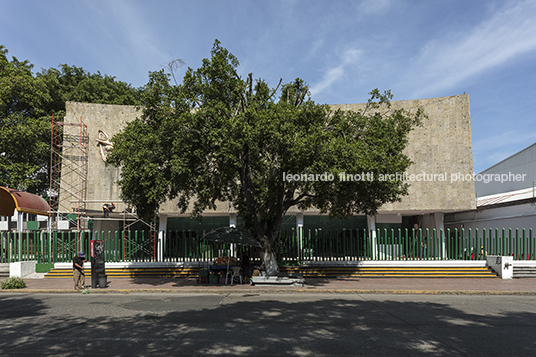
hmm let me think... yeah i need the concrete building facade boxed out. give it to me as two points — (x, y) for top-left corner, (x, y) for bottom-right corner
(59, 94), (475, 236)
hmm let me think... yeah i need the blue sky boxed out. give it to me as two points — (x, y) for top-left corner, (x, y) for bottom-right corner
(2, 0), (536, 173)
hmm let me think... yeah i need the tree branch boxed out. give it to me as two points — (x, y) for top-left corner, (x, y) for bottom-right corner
(269, 78), (282, 100)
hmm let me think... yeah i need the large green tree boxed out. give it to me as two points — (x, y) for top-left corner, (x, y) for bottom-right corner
(108, 41), (425, 274)
(0, 46), (53, 194)
(0, 45), (140, 196)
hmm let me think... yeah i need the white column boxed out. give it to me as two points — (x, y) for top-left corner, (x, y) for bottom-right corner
(229, 213), (237, 256)
(296, 213), (304, 259)
(17, 212), (23, 262)
(229, 213), (237, 228)
(158, 214), (168, 262)
(367, 215), (377, 260)
(17, 212), (23, 232)
(433, 212), (446, 258)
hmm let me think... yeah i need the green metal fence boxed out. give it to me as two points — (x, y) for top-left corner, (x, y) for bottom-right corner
(293, 228), (535, 262)
(1, 228), (534, 264)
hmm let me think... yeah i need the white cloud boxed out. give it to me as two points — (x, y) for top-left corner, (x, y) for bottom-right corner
(310, 48), (362, 96)
(408, 0), (536, 98)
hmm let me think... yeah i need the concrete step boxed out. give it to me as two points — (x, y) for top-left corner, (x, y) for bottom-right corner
(513, 267), (536, 278)
(281, 267), (492, 272)
(44, 266), (499, 279)
(514, 269), (536, 271)
(0, 265), (9, 278)
(45, 267), (202, 278)
(280, 266), (498, 278)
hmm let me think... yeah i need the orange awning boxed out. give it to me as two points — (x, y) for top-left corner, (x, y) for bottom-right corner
(0, 186), (50, 216)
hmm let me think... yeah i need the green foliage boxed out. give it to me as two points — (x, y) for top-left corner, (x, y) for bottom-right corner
(108, 40), (425, 256)
(0, 45), (141, 196)
(0, 46), (52, 194)
(39, 64), (141, 106)
(1, 276), (26, 289)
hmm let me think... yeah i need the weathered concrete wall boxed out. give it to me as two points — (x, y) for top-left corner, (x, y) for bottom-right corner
(62, 101), (141, 214)
(328, 94), (475, 213)
(60, 94), (475, 217)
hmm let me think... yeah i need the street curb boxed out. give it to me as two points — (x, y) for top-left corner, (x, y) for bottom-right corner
(2, 288), (536, 295)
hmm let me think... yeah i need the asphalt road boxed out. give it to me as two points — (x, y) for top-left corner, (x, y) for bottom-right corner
(1, 293), (535, 356)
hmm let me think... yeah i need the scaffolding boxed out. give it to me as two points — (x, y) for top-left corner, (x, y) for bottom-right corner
(48, 107), (156, 259)
(49, 113), (89, 231)
(121, 208), (157, 260)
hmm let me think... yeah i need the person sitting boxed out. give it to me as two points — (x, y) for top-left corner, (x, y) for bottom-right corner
(241, 253), (251, 284)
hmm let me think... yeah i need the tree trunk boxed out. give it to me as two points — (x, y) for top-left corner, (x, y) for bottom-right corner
(261, 244), (279, 276)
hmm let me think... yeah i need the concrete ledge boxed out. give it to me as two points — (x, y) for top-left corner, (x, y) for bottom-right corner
(10, 261), (37, 278)
(252, 274), (305, 287)
(54, 261), (207, 269)
(487, 255), (513, 279)
(512, 260), (536, 267)
(53, 260), (491, 270)
(299, 260), (488, 267)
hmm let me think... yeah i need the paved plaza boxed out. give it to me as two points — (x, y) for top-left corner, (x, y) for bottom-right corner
(3, 275), (536, 295)
(2, 291), (536, 356)
(2, 276), (536, 356)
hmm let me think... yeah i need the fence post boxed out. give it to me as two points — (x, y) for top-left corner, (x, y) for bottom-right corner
(453, 228), (457, 260)
(523, 228), (529, 260)
(469, 228), (474, 260)
(363, 228), (368, 260)
(446, 228), (451, 260)
(157, 230), (164, 262)
(482, 229), (486, 260)
(403, 228), (408, 261)
(529, 228), (534, 260)
(461, 228), (466, 260)
(1, 232), (4, 263)
(508, 228), (512, 258)
(432, 229), (437, 260)
(424, 228), (429, 260)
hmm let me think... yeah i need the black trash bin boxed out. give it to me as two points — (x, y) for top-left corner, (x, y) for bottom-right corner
(98, 275), (108, 288)
(91, 240), (106, 288)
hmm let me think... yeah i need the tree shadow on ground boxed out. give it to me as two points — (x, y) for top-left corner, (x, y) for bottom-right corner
(121, 276), (337, 288)
(1, 294), (536, 356)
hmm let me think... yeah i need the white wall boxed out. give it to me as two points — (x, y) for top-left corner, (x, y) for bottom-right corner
(446, 202), (536, 232)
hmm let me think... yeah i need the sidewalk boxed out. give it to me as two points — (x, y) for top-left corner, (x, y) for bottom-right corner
(3, 276), (536, 295)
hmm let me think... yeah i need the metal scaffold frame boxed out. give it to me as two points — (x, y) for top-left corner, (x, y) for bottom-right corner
(49, 113), (89, 232)
(120, 209), (157, 261)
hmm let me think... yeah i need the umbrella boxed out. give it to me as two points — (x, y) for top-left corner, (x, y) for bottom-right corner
(202, 227), (260, 285)
(202, 226), (260, 247)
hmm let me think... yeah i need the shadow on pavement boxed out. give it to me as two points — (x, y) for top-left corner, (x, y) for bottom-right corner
(1, 294), (536, 356)
(120, 276), (338, 288)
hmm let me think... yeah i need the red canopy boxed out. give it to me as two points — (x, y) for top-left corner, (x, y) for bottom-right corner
(0, 186), (50, 216)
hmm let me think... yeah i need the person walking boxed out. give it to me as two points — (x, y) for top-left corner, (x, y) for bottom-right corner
(73, 251), (87, 290)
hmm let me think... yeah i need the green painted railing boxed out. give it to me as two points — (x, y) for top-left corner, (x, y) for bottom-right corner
(1, 228), (534, 264)
(293, 228), (535, 262)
